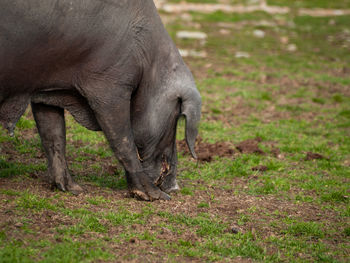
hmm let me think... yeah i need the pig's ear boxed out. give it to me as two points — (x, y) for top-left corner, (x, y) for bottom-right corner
(181, 89), (201, 159)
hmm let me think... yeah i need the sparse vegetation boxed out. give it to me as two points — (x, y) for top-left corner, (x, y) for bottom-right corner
(1, 0), (349, 262)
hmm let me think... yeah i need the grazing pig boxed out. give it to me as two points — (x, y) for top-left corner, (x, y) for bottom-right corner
(0, 0), (201, 200)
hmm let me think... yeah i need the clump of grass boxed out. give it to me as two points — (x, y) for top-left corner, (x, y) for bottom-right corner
(285, 221), (324, 239)
(16, 117), (35, 130)
(180, 187), (194, 196)
(106, 209), (147, 226)
(0, 189), (21, 196)
(86, 195), (111, 206)
(332, 94), (344, 103)
(197, 202), (210, 208)
(321, 191), (348, 203)
(312, 97), (326, 104)
(15, 192), (57, 212)
(0, 231), (6, 241)
(0, 160), (45, 178)
(81, 173), (127, 190)
(40, 240), (114, 262)
(344, 227), (350, 237)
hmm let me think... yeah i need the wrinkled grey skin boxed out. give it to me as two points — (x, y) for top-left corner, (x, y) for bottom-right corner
(0, 0), (201, 201)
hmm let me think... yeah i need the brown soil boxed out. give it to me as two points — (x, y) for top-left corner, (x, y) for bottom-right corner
(177, 137), (279, 162)
(305, 152), (326, 161)
(1, 160), (348, 262)
(177, 137), (237, 162)
(236, 137), (265, 154)
(251, 165), (268, 172)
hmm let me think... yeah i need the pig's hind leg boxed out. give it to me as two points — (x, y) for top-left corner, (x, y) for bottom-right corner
(31, 102), (83, 195)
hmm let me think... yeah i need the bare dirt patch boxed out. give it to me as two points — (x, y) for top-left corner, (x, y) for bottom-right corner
(305, 152), (327, 161)
(236, 137), (265, 154)
(177, 137), (237, 162)
(177, 137), (284, 162)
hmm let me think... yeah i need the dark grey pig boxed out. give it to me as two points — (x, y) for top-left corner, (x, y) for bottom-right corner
(0, 0), (201, 200)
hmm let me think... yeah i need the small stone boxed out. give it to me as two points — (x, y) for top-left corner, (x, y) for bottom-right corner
(14, 222), (23, 228)
(253, 29), (265, 38)
(235, 51), (250, 58)
(280, 36), (289, 44)
(230, 225), (242, 234)
(277, 153), (284, 159)
(286, 43), (297, 52)
(180, 13), (192, 21)
(334, 10), (345, 15)
(219, 29), (230, 35)
(305, 152), (325, 161)
(176, 31), (207, 40)
(178, 49), (207, 58)
(329, 19), (336, 25)
(231, 228), (239, 234)
(271, 147), (281, 158)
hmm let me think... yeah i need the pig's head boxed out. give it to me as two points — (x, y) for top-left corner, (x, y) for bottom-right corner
(131, 59), (201, 194)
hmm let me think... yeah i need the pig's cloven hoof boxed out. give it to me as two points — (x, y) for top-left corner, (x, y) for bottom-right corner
(55, 180), (84, 196)
(161, 180), (180, 194)
(129, 171), (171, 201)
(130, 188), (171, 201)
(130, 190), (150, 201)
(148, 188), (171, 201)
(66, 182), (84, 196)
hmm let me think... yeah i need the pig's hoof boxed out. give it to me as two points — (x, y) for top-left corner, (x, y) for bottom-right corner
(148, 188), (171, 201)
(56, 181), (67, 192)
(54, 180), (84, 195)
(130, 190), (150, 201)
(130, 188), (170, 201)
(161, 180), (180, 194)
(66, 182), (84, 196)
(128, 172), (171, 201)
(143, 180), (171, 201)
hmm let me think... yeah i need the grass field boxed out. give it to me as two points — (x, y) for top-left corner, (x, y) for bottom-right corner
(1, 0), (350, 262)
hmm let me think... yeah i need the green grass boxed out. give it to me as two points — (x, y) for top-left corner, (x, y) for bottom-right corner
(15, 192), (57, 211)
(0, 158), (45, 178)
(267, 0), (350, 9)
(284, 221), (325, 239)
(0, 239), (114, 263)
(1, 1), (350, 262)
